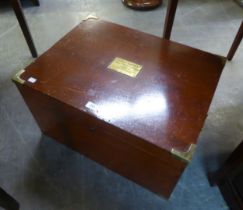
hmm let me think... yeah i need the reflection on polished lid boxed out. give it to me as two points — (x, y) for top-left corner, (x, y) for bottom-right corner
(88, 92), (168, 122)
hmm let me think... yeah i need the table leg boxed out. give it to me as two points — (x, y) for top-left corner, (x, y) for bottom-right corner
(10, 0), (38, 58)
(163, 0), (178, 40)
(227, 21), (243, 61)
(0, 187), (19, 210)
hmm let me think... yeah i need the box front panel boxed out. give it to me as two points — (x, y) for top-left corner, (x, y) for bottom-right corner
(16, 83), (186, 198)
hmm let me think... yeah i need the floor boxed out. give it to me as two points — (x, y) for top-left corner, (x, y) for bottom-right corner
(0, 0), (242, 209)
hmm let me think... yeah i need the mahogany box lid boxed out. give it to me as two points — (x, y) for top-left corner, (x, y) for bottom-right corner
(16, 19), (226, 155)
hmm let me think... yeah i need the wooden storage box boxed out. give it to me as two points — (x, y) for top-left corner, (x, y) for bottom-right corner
(12, 18), (226, 198)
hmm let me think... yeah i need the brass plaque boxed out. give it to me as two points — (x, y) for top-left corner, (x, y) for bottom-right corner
(108, 57), (142, 78)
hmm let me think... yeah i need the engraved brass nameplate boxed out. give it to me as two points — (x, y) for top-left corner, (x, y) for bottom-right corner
(108, 57), (142, 78)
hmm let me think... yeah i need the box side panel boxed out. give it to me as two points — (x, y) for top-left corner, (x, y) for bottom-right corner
(16, 83), (186, 198)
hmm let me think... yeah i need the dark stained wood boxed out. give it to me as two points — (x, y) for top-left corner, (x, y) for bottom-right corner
(227, 21), (243, 61)
(163, 0), (178, 40)
(10, 0), (38, 58)
(122, 0), (162, 10)
(211, 140), (243, 210)
(0, 187), (19, 210)
(16, 83), (186, 198)
(13, 19), (226, 198)
(20, 20), (226, 152)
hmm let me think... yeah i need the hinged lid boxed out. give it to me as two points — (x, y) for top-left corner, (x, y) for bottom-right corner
(14, 19), (226, 156)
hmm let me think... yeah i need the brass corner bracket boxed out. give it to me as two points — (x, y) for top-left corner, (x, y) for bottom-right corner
(12, 69), (25, 84)
(171, 144), (196, 163)
(83, 14), (99, 21)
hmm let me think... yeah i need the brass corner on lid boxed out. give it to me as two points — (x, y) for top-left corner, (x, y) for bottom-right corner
(171, 144), (197, 163)
(12, 69), (25, 84)
(83, 14), (99, 21)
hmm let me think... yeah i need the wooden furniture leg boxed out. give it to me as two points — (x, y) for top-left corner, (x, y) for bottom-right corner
(10, 0), (38, 58)
(163, 0), (178, 40)
(0, 187), (19, 210)
(209, 140), (243, 210)
(227, 21), (243, 61)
